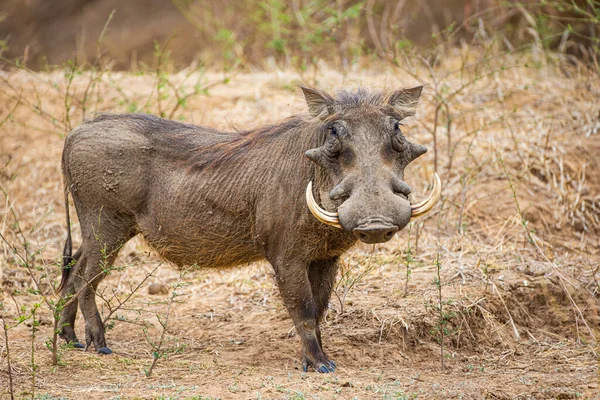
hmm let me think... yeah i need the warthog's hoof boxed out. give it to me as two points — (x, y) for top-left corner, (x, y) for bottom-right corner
(302, 357), (336, 373)
(97, 347), (113, 355)
(317, 363), (336, 374)
(72, 342), (85, 349)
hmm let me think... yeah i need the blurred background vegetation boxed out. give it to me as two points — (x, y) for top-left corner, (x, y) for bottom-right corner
(0, 0), (598, 71)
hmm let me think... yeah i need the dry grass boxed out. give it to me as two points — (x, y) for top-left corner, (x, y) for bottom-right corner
(0, 47), (599, 399)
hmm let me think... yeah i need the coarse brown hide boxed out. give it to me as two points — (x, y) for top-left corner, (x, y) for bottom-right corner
(58, 86), (430, 372)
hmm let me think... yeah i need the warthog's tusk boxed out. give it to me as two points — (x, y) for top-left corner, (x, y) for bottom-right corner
(306, 181), (343, 229)
(410, 172), (442, 219)
(306, 173), (441, 228)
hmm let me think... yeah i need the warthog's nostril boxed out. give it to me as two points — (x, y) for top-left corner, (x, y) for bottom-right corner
(353, 224), (399, 244)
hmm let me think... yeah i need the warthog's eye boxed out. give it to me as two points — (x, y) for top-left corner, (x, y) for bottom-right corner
(319, 124), (342, 160)
(391, 120), (406, 152)
(328, 121), (346, 138)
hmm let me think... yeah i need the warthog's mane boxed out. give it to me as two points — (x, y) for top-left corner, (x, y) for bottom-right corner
(190, 116), (308, 170)
(330, 87), (411, 120)
(88, 88), (399, 172)
(334, 87), (388, 107)
(189, 88), (399, 170)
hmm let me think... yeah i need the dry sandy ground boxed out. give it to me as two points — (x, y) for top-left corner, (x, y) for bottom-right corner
(1, 54), (599, 399)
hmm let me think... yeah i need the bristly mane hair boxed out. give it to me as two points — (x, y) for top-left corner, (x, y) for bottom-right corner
(194, 88), (397, 170)
(193, 87), (392, 169)
(188, 116), (306, 170)
(87, 87), (397, 172)
(189, 88), (403, 170)
(334, 87), (388, 107)
(327, 88), (404, 120)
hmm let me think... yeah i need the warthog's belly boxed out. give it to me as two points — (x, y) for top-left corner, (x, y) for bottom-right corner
(137, 201), (263, 269)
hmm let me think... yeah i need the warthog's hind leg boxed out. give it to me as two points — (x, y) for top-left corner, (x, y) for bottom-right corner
(58, 248), (85, 349)
(72, 212), (135, 355)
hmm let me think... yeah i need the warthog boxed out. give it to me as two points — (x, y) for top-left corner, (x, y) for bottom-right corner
(58, 86), (440, 373)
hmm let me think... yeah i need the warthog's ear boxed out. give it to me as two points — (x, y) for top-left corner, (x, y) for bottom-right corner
(301, 87), (334, 120)
(387, 85), (424, 118)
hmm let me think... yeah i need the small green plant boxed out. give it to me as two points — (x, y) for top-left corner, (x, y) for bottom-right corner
(227, 382), (238, 393)
(403, 224), (414, 297)
(0, 185), (154, 399)
(32, 395), (69, 400)
(0, 211), (68, 367)
(143, 267), (191, 377)
(425, 253), (456, 371)
(334, 250), (381, 314)
(1, 310), (30, 400)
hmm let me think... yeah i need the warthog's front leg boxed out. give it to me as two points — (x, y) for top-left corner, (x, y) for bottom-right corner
(308, 258), (339, 348)
(270, 259), (336, 373)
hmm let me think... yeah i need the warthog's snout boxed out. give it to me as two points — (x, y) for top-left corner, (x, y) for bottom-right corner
(353, 221), (399, 244)
(306, 173), (442, 235)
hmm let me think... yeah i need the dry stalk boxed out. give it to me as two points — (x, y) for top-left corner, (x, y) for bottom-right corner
(0, 74), (67, 133)
(435, 253), (445, 371)
(334, 249), (380, 314)
(489, 280), (520, 341)
(100, 263), (162, 326)
(0, 316), (15, 400)
(166, 72), (238, 120)
(499, 153), (597, 343)
(144, 267), (191, 377)
(0, 214), (128, 366)
(403, 224), (413, 297)
(29, 303), (38, 400)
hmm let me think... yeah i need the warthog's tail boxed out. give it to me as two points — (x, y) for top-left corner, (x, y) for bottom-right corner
(58, 185), (73, 292)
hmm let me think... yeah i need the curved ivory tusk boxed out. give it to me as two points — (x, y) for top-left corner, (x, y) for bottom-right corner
(306, 173), (441, 228)
(306, 181), (343, 229)
(410, 172), (442, 219)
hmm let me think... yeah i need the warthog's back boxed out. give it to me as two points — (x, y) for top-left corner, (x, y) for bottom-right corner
(63, 114), (264, 268)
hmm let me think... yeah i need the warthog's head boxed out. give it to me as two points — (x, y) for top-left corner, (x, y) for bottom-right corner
(303, 86), (441, 244)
